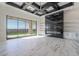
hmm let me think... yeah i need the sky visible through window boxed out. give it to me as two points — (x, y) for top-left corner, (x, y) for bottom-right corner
(8, 19), (17, 29)
(7, 19), (36, 29)
(8, 19), (26, 29)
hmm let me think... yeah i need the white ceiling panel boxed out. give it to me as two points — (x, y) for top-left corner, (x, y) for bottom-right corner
(46, 6), (54, 11)
(14, 2), (23, 6)
(37, 11), (43, 14)
(27, 5), (36, 11)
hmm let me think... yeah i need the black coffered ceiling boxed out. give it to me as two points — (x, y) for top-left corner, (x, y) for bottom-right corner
(6, 2), (74, 16)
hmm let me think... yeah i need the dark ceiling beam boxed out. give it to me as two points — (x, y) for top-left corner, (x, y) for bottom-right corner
(21, 2), (34, 9)
(35, 13), (45, 16)
(45, 10), (55, 14)
(51, 2), (60, 10)
(32, 2), (40, 9)
(54, 3), (60, 10)
(41, 2), (59, 9)
(25, 9), (35, 13)
(6, 2), (21, 9)
(60, 2), (74, 9)
(20, 3), (26, 9)
(41, 2), (52, 9)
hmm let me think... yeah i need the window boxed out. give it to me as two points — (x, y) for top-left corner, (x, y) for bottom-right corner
(26, 20), (29, 35)
(32, 21), (37, 35)
(7, 18), (18, 39)
(18, 20), (26, 37)
(7, 16), (37, 39)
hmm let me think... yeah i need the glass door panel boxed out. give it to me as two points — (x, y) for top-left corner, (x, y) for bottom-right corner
(7, 19), (18, 39)
(25, 20), (30, 36)
(18, 20), (26, 37)
(32, 21), (37, 35)
(7, 16), (37, 39)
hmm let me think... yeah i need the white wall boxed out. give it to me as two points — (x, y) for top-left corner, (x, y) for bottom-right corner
(64, 2), (79, 40)
(0, 3), (39, 42)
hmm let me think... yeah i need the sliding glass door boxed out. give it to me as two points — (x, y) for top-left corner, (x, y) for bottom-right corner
(18, 20), (26, 37)
(26, 20), (30, 35)
(7, 19), (18, 39)
(32, 21), (37, 35)
(7, 16), (37, 39)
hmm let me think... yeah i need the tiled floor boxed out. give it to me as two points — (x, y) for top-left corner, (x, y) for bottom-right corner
(0, 36), (79, 56)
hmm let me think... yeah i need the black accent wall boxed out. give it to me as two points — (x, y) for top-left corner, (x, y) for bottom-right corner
(45, 11), (64, 38)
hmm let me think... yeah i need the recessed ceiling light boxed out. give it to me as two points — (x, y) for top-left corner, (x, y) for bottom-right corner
(58, 2), (70, 6)
(27, 6), (35, 11)
(37, 11), (43, 14)
(46, 6), (54, 11)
